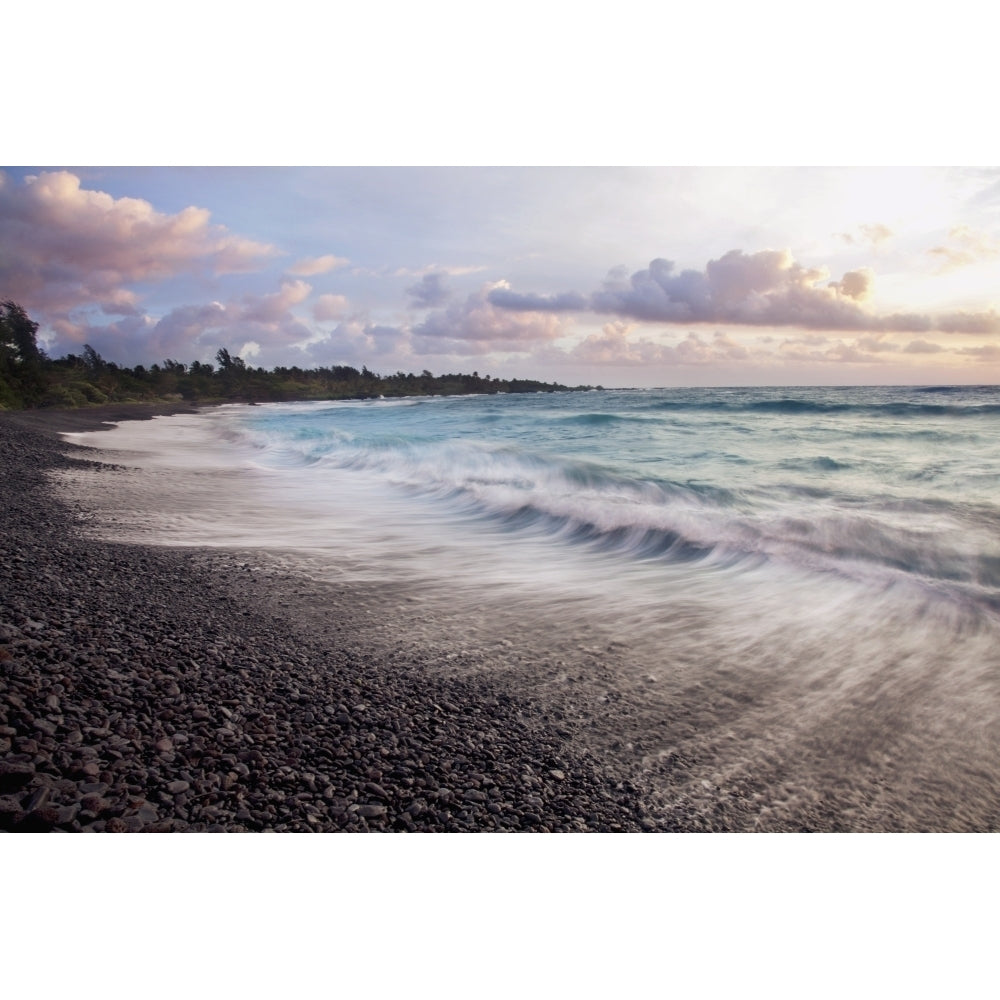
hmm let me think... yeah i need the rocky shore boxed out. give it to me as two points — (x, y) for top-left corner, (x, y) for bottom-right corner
(0, 407), (659, 832)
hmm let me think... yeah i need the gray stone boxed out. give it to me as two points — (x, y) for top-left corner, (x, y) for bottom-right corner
(0, 762), (35, 793)
(0, 795), (24, 823)
(23, 786), (51, 812)
(58, 803), (81, 824)
(135, 802), (160, 823)
(78, 782), (109, 795)
(79, 795), (109, 817)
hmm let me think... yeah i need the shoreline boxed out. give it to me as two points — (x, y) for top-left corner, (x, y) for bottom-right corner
(0, 407), (658, 831)
(3, 400), (210, 434)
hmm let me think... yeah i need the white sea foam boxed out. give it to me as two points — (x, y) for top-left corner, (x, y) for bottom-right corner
(57, 390), (1000, 651)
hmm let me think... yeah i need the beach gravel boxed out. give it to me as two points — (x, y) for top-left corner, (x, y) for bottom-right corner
(0, 408), (659, 832)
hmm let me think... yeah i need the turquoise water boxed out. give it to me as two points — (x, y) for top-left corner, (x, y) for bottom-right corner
(232, 385), (1000, 610)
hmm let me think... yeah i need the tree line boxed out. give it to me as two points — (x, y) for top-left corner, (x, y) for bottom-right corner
(0, 301), (598, 409)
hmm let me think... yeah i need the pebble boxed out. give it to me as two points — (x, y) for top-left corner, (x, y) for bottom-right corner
(0, 413), (657, 834)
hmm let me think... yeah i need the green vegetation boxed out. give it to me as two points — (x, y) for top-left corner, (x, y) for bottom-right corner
(0, 301), (598, 410)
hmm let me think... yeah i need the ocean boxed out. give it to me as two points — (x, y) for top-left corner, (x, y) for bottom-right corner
(61, 385), (1000, 830)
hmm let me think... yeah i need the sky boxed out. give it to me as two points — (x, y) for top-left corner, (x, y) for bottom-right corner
(4, 165), (1000, 387)
(5, 3), (999, 390)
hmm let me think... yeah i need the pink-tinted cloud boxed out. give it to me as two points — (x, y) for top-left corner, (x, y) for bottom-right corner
(832, 268), (873, 301)
(86, 283), (318, 364)
(928, 226), (1000, 272)
(46, 314), (160, 366)
(490, 247), (1000, 339)
(933, 310), (1000, 335)
(413, 282), (568, 354)
(959, 344), (1000, 361)
(571, 323), (751, 367)
(837, 223), (893, 248)
(822, 341), (886, 364)
(565, 322), (988, 372)
(287, 254), (350, 276)
(302, 319), (411, 367)
(856, 333), (896, 353)
(487, 288), (589, 312)
(773, 335), (886, 365)
(587, 251), (878, 329)
(236, 279), (311, 323)
(145, 302), (229, 359)
(313, 294), (350, 321)
(0, 171), (277, 321)
(904, 339), (947, 354)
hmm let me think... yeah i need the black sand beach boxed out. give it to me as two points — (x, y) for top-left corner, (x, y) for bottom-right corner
(0, 405), (659, 831)
(6, 405), (1000, 833)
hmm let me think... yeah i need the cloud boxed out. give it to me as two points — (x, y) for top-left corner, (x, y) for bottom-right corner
(586, 250), (876, 329)
(821, 341), (886, 364)
(0, 170), (277, 318)
(391, 264), (486, 278)
(406, 272), (451, 308)
(877, 312), (934, 333)
(959, 344), (1000, 361)
(118, 282), (316, 364)
(484, 250), (878, 331)
(237, 279), (311, 323)
(302, 319), (411, 366)
(830, 268), (873, 301)
(672, 331), (750, 364)
(837, 223), (893, 248)
(934, 310), (1000, 335)
(50, 314), (157, 362)
(145, 302), (229, 359)
(412, 282), (568, 354)
(928, 225), (1000, 272)
(904, 339), (947, 354)
(855, 333), (896, 353)
(571, 323), (751, 367)
(487, 287), (589, 312)
(568, 323), (978, 371)
(313, 293), (350, 321)
(287, 253), (350, 276)
(491, 248), (1000, 336)
(773, 335), (887, 366)
(99, 288), (142, 316)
